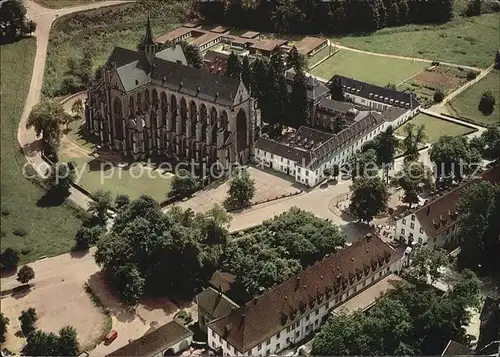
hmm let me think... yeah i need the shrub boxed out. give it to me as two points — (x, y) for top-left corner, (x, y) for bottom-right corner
(0, 248), (20, 270)
(479, 91), (496, 115)
(17, 265), (35, 284)
(13, 228), (28, 237)
(466, 71), (478, 81)
(434, 89), (445, 103)
(21, 247), (33, 255)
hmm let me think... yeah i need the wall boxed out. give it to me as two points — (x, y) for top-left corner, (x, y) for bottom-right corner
(207, 254), (405, 356)
(395, 212), (428, 245)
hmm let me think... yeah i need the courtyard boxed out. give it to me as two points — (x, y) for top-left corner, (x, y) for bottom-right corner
(395, 113), (476, 143)
(172, 166), (302, 213)
(310, 48), (428, 85)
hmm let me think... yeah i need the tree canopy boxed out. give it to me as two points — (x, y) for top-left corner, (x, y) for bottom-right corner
(21, 326), (79, 356)
(0, 0), (35, 44)
(95, 196), (230, 302)
(393, 161), (434, 208)
(0, 313), (9, 344)
(17, 265), (35, 285)
(401, 123), (427, 162)
(221, 207), (345, 296)
(170, 169), (199, 198)
(313, 270), (482, 355)
(406, 247), (449, 284)
(226, 169), (256, 208)
(349, 176), (389, 222)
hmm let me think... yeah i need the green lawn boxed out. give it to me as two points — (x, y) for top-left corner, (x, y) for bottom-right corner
(308, 45), (332, 68)
(1, 39), (82, 263)
(446, 69), (500, 127)
(310, 48), (428, 86)
(60, 122), (173, 201)
(336, 14), (499, 69)
(34, 0), (102, 8)
(43, 1), (189, 97)
(396, 113), (476, 143)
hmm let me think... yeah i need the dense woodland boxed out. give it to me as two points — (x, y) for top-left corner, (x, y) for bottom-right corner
(197, 0), (456, 34)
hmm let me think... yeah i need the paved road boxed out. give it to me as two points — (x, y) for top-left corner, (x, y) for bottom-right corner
(18, 0), (133, 209)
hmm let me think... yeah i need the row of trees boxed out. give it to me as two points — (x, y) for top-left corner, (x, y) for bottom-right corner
(197, 0), (453, 34)
(226, 49), (309, 131)
(312, 269), (482, 355)
(94, 195), (231, 304)
(220, 207), (346, 295)
(0, 0), (36, 44)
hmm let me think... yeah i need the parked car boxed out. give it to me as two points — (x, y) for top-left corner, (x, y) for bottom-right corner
(104, 330), (118, 345)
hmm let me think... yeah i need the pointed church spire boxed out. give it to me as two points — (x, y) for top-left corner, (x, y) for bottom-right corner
(144, 15), (154, 46)
(143, 15), (155, 65)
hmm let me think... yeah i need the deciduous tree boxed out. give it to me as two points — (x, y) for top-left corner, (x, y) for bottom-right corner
(407, 247), (449, 283)
(226, 169), (255, 208)
(349, 176), (389, 222)
(0, 248), (20, 271)
(0, 0), (29, 43)
(402, 123), (427, 162)
(393, 161), (434, 208)
(19, 308), (38, 336)
(478, 90), (496, 115)
(288, 70), (308, 128)
(226, 52), (242, 80)
(115, 194), (130, 211)
(170, 169), (199, 198)
(17, 265), (35, 285)
(26, 100), (69, 152)
(0, 313), (9, 343)
(87, 190), (113, 225)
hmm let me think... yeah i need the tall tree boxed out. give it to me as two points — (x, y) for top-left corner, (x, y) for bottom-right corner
(170, 169), (199, 198)
(351, 148), (379, 178)
(115, 194), (131, 211)
(19, 308), (38, 336)
(286, 46), (307, 73)
(226, 169), (256, 208)
(458, 181), (500, 275)
(480, 124), (500, 160)
(241, 55), (252, 91)
(0, 0), (29, 43)
(26, 100), (70, 153)
(87, 190), (113, 225)
(402, 123), (427, 162)
(110, 264), (145, 305)
(0, 313), (9, 344)
(226, 52), (242, 80)
(349, 176), (389, 222)
(429, 135), (481, 182)
(288, 70), (308, 128)
(0, 248), (20, 271)
(388, 2), (400, 26)
(478, 90), (496, 115)
(393, 161), (434, 208)
(17, 265), (35, 285)
(180, 42), (203, 69)
(407, 247), (450, 284)
(57, 326), (80, 356)
(399, 0), (410, 24)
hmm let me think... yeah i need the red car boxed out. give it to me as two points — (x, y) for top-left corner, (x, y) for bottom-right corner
(104, 330), (118, 345)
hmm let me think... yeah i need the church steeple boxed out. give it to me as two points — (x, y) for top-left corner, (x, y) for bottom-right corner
(143, 15), (155, 65)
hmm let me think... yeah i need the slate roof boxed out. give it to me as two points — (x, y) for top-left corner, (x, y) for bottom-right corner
(318, 98), (355, 113)
(441, 340), (473, 356)
(285, 126), (334, 146)
(196, 287), (239, 320)
(254, 137), (310, 163)
(381, 106), (410, 123)
(330, 75), (421, 109)
(106, 320), (193, 356)
(293, 36), (327, 56)
(155, 44), (187, 65)
(208, 234), (402, 353)
(104, 46), (242, 106)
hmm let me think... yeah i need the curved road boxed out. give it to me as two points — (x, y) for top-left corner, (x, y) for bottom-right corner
(18, 0), (132, 208)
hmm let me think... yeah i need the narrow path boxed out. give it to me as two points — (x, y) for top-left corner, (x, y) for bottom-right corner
(18, 0), (133, 210)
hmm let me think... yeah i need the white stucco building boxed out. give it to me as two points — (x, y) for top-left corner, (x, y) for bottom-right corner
(206, 234), (408, 356)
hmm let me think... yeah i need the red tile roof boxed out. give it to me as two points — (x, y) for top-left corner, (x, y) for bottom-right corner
(191, 32), (222, 46)
(241, 31), (260, 39)
(208, 234), (402, 353)
(250, 39), (288, 52)
(154, 27), (193, 44)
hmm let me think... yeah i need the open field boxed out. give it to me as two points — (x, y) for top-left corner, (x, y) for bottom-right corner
(446, 69), (500, 127)
(395, 113), (476, 143)
(0, 252), (105, 354)
(34, 0), (103, 8)
(310, 49), (428, 86)
(308, 45), (332, 68)
(43, 1), (189, 97)
(1, 39), (81, 263)
(336, 14), (500, 68)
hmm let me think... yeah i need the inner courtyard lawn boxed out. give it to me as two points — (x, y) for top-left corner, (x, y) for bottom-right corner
(1, 39), (81, 263)
(446, 69), (500, 127)
(336, 14), (499, 69)
(310, 49), (428, 86)
(395, 113), (476, 143)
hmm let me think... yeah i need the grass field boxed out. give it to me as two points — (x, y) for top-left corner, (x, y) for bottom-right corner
(308, 45), (332, 68)
(60, 121), (173, 201)
(1, 39), (81, 263)
(34, 0), (102, 8)
(446, 69), (500, 127)
(43, 1), (188, 97)
(310, 49), (428, 85)
(396, 113), (476, 143)
(336, 14), (499, 68)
